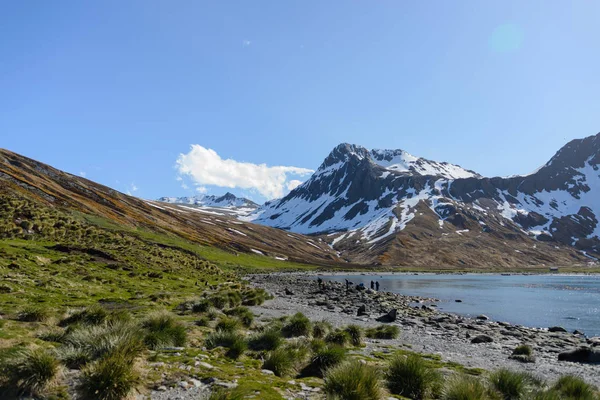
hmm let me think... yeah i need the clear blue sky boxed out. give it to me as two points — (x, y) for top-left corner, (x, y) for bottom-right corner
(1, 1), (599, 202)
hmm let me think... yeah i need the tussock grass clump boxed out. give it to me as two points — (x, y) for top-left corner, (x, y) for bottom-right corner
(443, 375), (492, 400)
(344, 325), (363, 346)
(225, 306), (254, 327)
(59, 305), (108, 327)
(512, 344), (532, 356)
(208, 387), (248, 400)
(0, 348), (59, 396)
(509, 344), (535, 363)
(58, 321), (143, 368)
(325, 330), (350, 347)
(209, 293), (229, 309)
(78, 352), (139, 400)
(323, 360), (383, 400)
(248, 329), (282, 351)
(386, 354), (441, 399)
(312, 320), (333, 339)
(215, 316), (241, 333)
(300, 345), (346, 378)
(282, 313), (311, 337)
(195, 316), (210, 327)
(205, 331), (247, 359)
(241, 288), (271, 306)
(263, 347), (298, 377)
(224, 290), (242, 307)
(191, 299), (211, 313)
(528, 390), (562, 400)
(489, 369), (540, 400)
(206, 307), (221, 321)
(17, 306), (51, 322)
(142, 311), (186, 350)
(365, 325), (400, 339)
(37, 329), (66, 343)
(552, 375), (597, 400)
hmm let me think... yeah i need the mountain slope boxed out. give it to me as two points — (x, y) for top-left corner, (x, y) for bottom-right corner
(0, 149), (339, 265)
(251, 135), (600, 267)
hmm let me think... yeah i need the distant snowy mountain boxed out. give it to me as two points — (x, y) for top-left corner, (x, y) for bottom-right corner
(249, 136), (600, 263)
(158, 192), (258, 217)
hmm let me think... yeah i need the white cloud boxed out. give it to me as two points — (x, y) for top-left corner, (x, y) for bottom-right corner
(196, 186), (207, 194)
(287, 180), (303, 191)
(79, 171), (86, 178)
(176, 145), (313, 199)
(126, 183), (139, 196)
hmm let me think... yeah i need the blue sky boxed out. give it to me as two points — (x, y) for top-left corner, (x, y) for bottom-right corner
(1, 1), (599, 202)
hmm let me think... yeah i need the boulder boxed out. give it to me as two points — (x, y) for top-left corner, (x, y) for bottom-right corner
(587, 337), (600, 347)
(376, 308), (397, 323)
(357, 304), (368, 316)
(476, 315), (489, 321)
(285, 288), (294, 296)
(558, 347), (600, 363)
(548, 326), (567, 333)
(471, 335), (494, 344)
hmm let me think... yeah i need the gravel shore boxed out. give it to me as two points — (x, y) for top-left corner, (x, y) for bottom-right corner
(248, 273), (600, 386)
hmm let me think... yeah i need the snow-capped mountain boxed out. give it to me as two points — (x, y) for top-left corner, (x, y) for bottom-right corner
(250, 135), (600, 263)
(159, 192), (258, 209)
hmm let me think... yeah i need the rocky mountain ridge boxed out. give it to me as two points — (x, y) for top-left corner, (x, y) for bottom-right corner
(249, 133), (600, 265)
(159, 192), (258, 209)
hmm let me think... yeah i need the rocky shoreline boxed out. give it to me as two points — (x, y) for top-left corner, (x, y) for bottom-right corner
(247, 273), (600, 386)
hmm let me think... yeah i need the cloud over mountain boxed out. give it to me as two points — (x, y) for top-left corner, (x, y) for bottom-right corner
(176, 145), (313, 199)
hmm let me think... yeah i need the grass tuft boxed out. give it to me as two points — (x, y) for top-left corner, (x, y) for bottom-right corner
(386, 354), (441, 399)
(365, 325), (400, 339)
(443, 374), (492, 400)
(262, 347), (298, 377)
(224, 306), (254, 327)
(205, 331), (247, 359)
(0, 348), (59, 396)
(282, 312), (311, 337)
(300, 345), (346, 378)
(312, 320), (333, 339)
(77, 352), (138, 400)
(17, 306), (51, 322)
(344, 325), (363, 346)
(59, 305), (108, 327)
(325, 330), (350, 347)
(142, 311), (186, 350)
(552, 375), (597, 400)
(215, 316), (241, 333)
(248, 329), (282, 351)
(323, 360), (383, 400)
(489, 368), (540, 400)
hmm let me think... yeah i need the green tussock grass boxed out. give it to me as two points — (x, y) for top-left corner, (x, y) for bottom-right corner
(77, 351), (139, 400)
(0, 348), (59, 396)
(282, 312), (311, 337)
(365, 325), (400, 339)
(142, 311), (187, 350)
(386, 354), (441, 399)
(323, 360), (384, 400)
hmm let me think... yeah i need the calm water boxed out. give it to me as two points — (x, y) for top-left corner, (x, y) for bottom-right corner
(319, 274), (600, 337)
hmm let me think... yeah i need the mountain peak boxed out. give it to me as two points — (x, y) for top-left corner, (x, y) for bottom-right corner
(544, 132), (600, 170)
(318, 143), (370, 171)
